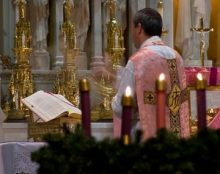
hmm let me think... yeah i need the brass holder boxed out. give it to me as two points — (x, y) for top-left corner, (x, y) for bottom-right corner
(190, 118), (197, 135)
(53, 0), (79, 107)
(4, 0), (33, 122)
(191, 18), (214, 67)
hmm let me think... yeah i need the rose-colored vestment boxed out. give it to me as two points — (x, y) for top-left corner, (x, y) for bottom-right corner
(114, 41), (190, 141)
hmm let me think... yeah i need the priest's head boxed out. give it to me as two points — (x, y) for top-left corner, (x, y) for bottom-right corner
(132, 8), (162, 49)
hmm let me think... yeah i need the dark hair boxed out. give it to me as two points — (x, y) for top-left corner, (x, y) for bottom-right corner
(133, 8), (162, 37)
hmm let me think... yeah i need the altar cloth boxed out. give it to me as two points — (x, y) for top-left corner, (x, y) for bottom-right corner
(0, 142), (45, 174)
(185, 67), (220, 86)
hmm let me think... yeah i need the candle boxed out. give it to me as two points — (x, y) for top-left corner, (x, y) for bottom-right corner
(22, 32), (25, 48)
(63, 33), (67, 48)
(157, 0), (163, 19)
(121, 86), (133, 145)
(63, 0), (68, 22)
(79, 78), (91, 137)
(156, 73), (166, 129)
(115, 34), (119, 48)
(196, 73), (207, 130)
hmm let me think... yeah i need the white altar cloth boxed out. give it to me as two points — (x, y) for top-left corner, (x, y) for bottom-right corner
(0, 142), (45, 174)
(0, 122), (113, 174)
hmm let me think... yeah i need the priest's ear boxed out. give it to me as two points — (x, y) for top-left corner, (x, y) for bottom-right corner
(136, 23), (143, 34)
(132, 22), (142, 36)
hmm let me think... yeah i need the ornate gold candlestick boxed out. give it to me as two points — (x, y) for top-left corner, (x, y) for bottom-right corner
(4, 0), (33, 121)
(105, 0), (125, 70)
(93, 74), (115, 120)
(191, 18), (214, 67)
(91, 0), (125, 120)
(53, 0), (79, 107)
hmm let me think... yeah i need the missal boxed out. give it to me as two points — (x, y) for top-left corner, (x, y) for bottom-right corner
(22, 90), (81, 122)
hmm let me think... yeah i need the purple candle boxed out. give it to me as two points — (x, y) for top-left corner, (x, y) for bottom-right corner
(79, 79), (91, 137)
(196, 73), (207, 131)
(121, 86), (133, 145)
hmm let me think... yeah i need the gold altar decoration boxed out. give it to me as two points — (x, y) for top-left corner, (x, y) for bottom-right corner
(53, 0), (79, 107)
(105, 0), (125, 70)
(0, 54), (13, 69)
(92, 74), (115, 120)
(91, 0), (126, 120)
(190, 107), (217, 135)
(188, 86), (220, 135)
(28, 115), (81, 141)
(191, 18), (214, 67)
(4, 0), (33, 121)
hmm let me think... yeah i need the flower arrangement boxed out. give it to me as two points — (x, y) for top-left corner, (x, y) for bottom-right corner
(32, 126), (220, 174)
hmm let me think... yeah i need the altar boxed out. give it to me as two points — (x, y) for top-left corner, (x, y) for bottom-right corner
(0, 122), (113, 143)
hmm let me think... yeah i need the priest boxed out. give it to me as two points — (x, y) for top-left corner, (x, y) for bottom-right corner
(112, 8), (190, 140)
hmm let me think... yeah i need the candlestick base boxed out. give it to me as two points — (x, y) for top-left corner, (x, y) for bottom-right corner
(122, 135), (130, 145)
(91, 106), (113, 121)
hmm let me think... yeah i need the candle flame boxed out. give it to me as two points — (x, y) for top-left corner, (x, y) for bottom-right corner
(125, 86), (132, 97)
(159, 73), (165, 81)
(197, 73), (203, 81)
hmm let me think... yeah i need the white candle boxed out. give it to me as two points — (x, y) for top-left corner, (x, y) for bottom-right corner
(115, 34), (119, 48)
(63, 33), (67, 48)
(22, 32), (25, 48)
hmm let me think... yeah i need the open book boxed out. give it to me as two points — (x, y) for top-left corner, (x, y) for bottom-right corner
(22, 90), (81, 122)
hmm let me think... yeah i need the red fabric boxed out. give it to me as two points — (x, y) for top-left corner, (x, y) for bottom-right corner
(184, 67), (220, 86)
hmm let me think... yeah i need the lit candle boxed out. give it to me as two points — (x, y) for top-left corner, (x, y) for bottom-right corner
(121, 86), (133, 145)
(79, 78), (91, 137)
(156, 73), (166, 129)
(196, 73), (207, 130)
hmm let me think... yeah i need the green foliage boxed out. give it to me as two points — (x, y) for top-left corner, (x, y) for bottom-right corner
(32, 127), (220, 174)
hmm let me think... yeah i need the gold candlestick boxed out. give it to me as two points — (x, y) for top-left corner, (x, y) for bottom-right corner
(191, 18), (214, 67)
(4, 0), (33, 122)
(105, 0), (125, 69)
(54, 0), (79, 107)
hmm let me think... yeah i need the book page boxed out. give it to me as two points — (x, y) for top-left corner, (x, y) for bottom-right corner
(32, 112), (44, 123)
(22, 91), (68, 122)
(51, 93), (82, 116)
